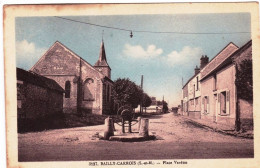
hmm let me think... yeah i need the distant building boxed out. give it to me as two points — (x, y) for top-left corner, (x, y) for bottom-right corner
(182, 56), (208, 118)
(17, 68), (64, 119)
(145, 105), (162, 113)
(30, 40), (113, 115)
(151, 97), (157, 105)
(136, 97), (162, 113)
(181, 40), (253, 131)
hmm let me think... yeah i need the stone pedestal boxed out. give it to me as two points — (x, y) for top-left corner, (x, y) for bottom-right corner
(139, 118), (149, 137)
(104, 117), (114, 140)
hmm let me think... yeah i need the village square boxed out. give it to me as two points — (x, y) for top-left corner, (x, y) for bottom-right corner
(14, 13), (253, 161)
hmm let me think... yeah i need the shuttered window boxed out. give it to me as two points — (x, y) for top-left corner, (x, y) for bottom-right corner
(219, 90), (230, 115)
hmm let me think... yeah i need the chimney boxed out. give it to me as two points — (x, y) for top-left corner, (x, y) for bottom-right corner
(194, 65), (200, 75)
(200, 55), (209, 69)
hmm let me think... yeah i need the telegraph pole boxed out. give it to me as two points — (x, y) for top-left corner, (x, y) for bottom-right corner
(162, 95), (165, 113)
(140, 75), (143, 113)
(182, 77), (183, 87)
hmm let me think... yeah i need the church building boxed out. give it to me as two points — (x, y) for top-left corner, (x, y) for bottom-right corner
(30, 40), (113, 115)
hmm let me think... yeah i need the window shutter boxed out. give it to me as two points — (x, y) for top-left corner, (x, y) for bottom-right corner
(227, 90), (230, 102)
(226, 91), (230, 115)
(207, 96), (209, 113)
(201, 97), (204, 114)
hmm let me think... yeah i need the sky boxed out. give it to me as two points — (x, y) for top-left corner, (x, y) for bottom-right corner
(15, 13), (251, 107)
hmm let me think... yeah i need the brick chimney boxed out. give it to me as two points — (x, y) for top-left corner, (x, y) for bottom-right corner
(194, 65), (200, 75)
(200, 55), (209, 69)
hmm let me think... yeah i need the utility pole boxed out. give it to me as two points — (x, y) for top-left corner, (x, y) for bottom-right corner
(162, 95), (165, 113)
(140, 75), (143, 113)
(163, 95), (164, 102)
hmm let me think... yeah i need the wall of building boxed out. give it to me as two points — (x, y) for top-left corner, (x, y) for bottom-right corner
(80, 61), (104, 115)
(200, 76), (215, 122)
(239, 99), (253, 130)
(18, 82), (63, 119)
(183, 73), (201, 119)
(47, 90), (64, 115)
(215, 64), (236, 130)
(182, 84), (189, 116)
(200, 64), (236, 130)
(45, 76), (77, 113)
(22, 83), (48, 119)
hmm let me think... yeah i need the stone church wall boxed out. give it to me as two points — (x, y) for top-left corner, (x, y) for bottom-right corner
(45, 76), (78, 113)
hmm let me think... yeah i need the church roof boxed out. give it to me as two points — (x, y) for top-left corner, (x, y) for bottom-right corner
(94, 41), (110, 69)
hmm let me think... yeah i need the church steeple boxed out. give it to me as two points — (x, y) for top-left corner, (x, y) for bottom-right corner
(95, 40), (109, 67)
(94, 40), (111, 78)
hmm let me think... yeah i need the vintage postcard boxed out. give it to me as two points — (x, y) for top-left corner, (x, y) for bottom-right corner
(3, 3), (260, 168)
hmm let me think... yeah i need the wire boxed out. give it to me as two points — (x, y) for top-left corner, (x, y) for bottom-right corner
(55, 16), (131, 32)
(54, 16), (251, 35)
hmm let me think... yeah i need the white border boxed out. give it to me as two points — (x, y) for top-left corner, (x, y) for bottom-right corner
(0, 1), (259, 168)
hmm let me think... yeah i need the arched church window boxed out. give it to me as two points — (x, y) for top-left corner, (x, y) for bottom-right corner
(65, 81), (71, 98)
(84, 78), (95, 101)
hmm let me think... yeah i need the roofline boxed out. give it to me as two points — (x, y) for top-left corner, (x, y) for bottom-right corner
(200, 40), (252, 82)
(200, 58), (233, 82)
(231, 40), (252, 62)
(182, 42), (239, 89)
(200, 42), (239, 72)
(17, 67), (64, 93)
(182, 72), (200, 89)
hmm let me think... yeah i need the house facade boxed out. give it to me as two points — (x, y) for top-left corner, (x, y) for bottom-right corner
(182, 56), (209, 118)
(181, 40), (253, 131)
(30, 40), (113, 115)
(200, 42), (239, 130)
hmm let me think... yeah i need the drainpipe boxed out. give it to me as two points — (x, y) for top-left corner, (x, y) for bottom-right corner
(235, 64), (240, 131)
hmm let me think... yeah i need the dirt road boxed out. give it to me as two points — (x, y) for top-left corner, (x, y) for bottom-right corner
(18, 113), (253, 161)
